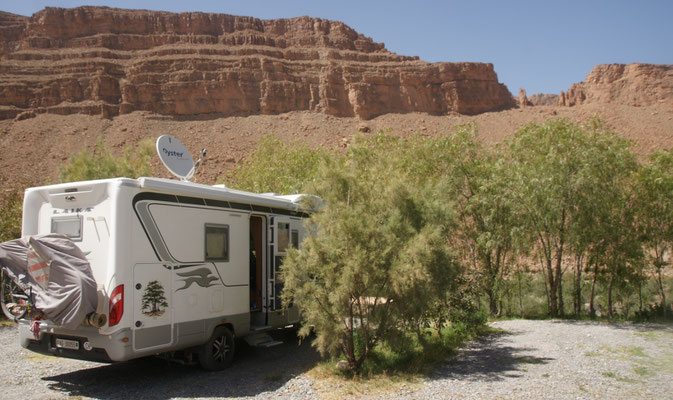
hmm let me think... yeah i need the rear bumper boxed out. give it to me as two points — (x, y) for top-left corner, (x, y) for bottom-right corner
(25, 332), (113, 363)
(18, 321), (133, 362)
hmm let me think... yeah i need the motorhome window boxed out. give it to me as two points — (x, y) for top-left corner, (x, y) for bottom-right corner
(51, 216), (82, 241)
(291, 230), (299, 248)
(205, 224), (229, 262)
(277, 223), (290, 252)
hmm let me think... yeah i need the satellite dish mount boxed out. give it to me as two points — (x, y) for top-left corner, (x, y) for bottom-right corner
(156, 135), (206, 182)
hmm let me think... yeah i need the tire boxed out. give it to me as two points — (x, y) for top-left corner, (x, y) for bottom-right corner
(198, 326), (235, 371)
(1, 271), (28, 320)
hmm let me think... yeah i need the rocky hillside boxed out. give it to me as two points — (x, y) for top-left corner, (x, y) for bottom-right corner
(0, 7), (671, 192)
(0, 6), (515, 120)
(560, 63), (673, 107)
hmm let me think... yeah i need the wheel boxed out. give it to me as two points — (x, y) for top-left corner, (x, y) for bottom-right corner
(1, 270), (28, 320)
(198, 326), (235, 371)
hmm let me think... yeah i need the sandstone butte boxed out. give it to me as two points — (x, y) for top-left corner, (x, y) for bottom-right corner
(559, 63), (673, 108)
(0, 6), (517, 121)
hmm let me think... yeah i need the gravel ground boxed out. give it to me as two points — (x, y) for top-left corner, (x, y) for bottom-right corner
(0, 320), (671, 399)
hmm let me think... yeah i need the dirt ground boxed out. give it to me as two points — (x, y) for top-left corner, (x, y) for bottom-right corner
(1, 103), (672, 191)
(0, 320), (671, 399)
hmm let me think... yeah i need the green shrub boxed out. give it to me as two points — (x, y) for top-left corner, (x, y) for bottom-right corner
(336, 319), (488, 378)
(222, 135), (332, 194)
(0, 186), (23, 242)
(59, 138), (153, 182)
(281, 134), (467, 373)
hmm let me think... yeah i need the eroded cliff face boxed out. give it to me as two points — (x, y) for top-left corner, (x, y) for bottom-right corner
(560, 64), (673, 107)
(0, 6), (515, 120)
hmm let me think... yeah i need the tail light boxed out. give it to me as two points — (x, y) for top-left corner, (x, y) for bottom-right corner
(108, 284), (124, 327)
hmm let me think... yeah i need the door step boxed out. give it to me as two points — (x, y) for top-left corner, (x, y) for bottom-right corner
(244, 332), (283, 348)
(250, 324), (270, 332)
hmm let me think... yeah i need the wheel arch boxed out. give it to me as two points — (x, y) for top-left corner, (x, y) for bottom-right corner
(205, 320), (236, 340)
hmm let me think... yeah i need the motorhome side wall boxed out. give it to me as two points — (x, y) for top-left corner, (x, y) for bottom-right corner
(129, 192), (252, 354)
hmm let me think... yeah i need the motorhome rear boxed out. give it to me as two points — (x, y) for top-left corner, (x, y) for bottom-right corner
(11, 177), (314, 370)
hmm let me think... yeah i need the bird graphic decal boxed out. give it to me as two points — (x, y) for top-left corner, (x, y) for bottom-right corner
(176, 267), (220, 291)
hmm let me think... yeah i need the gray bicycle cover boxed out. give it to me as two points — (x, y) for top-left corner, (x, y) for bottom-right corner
(0, 234), (97, 329)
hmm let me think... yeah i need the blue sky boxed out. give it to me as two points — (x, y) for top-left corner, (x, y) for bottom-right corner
(3, 1), (672, 95)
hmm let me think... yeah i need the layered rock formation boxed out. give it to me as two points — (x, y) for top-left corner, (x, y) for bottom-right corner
(0, 6), (515, 120)
(560, 64), (673, 107)
(518, 88), (529, 108)
(528, 93), (558, 106)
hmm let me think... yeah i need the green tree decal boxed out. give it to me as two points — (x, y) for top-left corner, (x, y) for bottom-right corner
(142, 280), (168, 315)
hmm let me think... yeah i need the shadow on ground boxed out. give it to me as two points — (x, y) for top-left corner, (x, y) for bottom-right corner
(431, 331), (553, 382)
(42, 333), (321, 399)
(547, 318), (673, 334)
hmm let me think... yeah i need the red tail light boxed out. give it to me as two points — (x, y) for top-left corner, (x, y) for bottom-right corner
(109, 284), (124, 327)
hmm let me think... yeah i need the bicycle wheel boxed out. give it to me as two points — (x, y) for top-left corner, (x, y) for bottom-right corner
(1, 270), (28, 320)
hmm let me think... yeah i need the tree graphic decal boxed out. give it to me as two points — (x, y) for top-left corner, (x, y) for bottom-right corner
(142, 280), (168, 317)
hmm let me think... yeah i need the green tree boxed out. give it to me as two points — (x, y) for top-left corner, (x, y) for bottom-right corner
(585, 196), (643, 317)
(222, 135), (331, 194)
(446, 138), (519, 317)
(397, 126), (521, 317)
(634, 148), (673, 317)
(468, 153), (521, 317)
(280, 137), (463, 373)
(563, 120), (640, 316)
(508, 118), (637, 317)
(337, 128), (521, 318)
(59, 138), (153, 182)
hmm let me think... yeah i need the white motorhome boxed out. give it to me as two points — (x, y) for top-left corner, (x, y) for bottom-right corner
(6, 156), (317, 370)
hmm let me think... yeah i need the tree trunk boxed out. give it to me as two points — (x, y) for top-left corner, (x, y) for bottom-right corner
(554, 242), (564, 317)
(657, 268), (667, 318)
(638, 279), (643, 313)
(351, 299), (392, 372)
(557, 269), (565, 317)
(484, 253), (499, 317)
(488, 288), (498, 317)
(542, 268), (551, 314)
(574, 254), (583, 316)
(547, 257), (558, 317)
(498, 248), (508, 317)
(343, 303), (356, 370)
(415, 322), (427, 347)
(589, 262), (598, 318)
(608, 273), (614, 319)
(553, 207), (567, 318)
(517, 269), (524, 317)
(653, 248), (667, 318)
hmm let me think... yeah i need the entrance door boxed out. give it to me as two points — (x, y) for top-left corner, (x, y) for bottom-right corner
(268, 216), (304, 311)
(249, 216), (264, 312)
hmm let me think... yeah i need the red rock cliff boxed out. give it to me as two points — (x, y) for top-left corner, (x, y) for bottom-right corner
(561, 64), (673, 107)
(0, 6), (515, 120)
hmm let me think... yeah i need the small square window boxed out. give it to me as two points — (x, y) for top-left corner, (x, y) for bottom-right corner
(51, 216), (82, 241)
(291, 230), (299, 248)
(277, 223), (290, 252)
(205, 224), (229, 262)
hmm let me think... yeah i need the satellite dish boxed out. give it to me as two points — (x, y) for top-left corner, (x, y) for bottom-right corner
(156, 135), (195, 181)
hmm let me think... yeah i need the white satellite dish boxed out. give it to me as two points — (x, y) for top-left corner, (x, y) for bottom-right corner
(156, 135), (196, 181)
